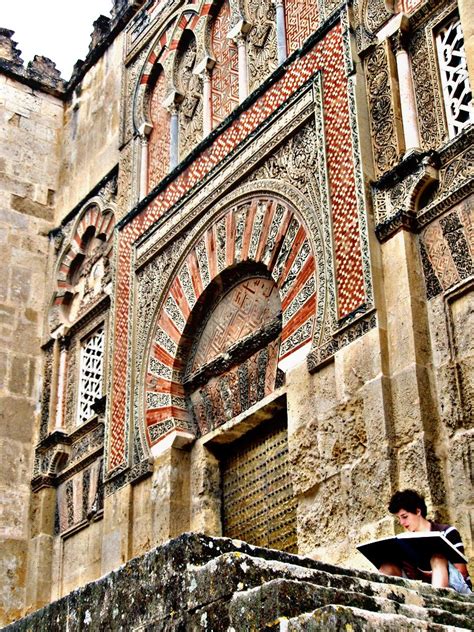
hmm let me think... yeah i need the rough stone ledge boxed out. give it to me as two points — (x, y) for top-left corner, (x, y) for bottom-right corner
(3, 533), (472, 631)
(276, 604), (467, 631)
(227, 578), (473, 631)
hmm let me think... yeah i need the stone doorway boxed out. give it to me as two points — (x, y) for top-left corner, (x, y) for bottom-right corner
(221, 415), (297, 553)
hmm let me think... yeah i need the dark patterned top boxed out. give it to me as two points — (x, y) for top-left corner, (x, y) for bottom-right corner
(430, 521), (471, 589)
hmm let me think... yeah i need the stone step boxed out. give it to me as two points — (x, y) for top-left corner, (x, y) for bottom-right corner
(276, 604), (470, 631)
(5, 534), (472, 631)
(185, 549), (474, 621)
(227, 578), (474, 631)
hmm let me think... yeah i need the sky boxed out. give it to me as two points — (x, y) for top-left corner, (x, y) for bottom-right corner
(1, 0), (114, 80)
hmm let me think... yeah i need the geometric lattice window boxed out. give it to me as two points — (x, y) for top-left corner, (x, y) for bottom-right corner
(436, 17), (474, 138)
(77, 325), (104, 425)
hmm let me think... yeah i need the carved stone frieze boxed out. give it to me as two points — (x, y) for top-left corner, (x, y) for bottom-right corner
(245, 0), (278, 94)
(133, 233), (189, 463)
(373, 152), (440, 240)
(410, 29), (443, 151)
(55, 457), (104, 534)
(307, 312), (377, 372)
(420, 198), (474, 299)
(409, 2), (459, 151)
(176, 36), (204, 161)
(365, 41), (401, 177)
(364, 0), (393, 34)
(39, 342), (54, 441)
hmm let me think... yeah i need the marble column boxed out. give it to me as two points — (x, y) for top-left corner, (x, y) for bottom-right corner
(54, 337), (68, 430)
(274, 0), (287, 65)
(391, 29), (421, 152)
(228, 20), (251, 103)
(138, 122), (152, 199)
(169, 105), (180, 170)
(201, 69), (212, 137)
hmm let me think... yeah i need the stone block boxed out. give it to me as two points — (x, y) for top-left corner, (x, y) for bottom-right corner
(0, 438), (30, 488)
(0, 208), (29, 231)
(5, 534), (474, 631)
(190, 441), (221, 536)
(360, 376), (393, 450)
(0, 303), (15, 328)
(389, 364), (435, 447)
(24, 533), (54, 610)
(334, 327), (384, 400)
(0, 539), (28, 626)
(0, 487), (30, 539)
(10, 195), (53, 222)
(0, 397), (35, 443)
(8, 356), (31, 396)
(9, 267), (31, 304)
(100, 486), (132, 576)
(297, 474), (349, 555)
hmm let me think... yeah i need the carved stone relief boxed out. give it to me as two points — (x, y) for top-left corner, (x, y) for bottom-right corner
(409, 3), (460, 151)
(364, 0), (393, 34)
(176, 35), (204, 161)
(365, 41), (401, 177)
(245, 0), (278, 94)
(51, 198), (116, 333)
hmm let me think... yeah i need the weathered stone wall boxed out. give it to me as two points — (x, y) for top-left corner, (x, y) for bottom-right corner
(1, 0), (473, 625)
(5, 534), (474, 632)
(0, 68), (62, 624)
(55, 35), (123, 222)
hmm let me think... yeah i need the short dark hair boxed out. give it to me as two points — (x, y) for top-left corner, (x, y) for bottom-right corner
(388, 489), (427, 517)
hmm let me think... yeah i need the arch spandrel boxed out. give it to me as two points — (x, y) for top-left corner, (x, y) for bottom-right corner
(49, 198), (116, 333)
(142, 191), (321, 448)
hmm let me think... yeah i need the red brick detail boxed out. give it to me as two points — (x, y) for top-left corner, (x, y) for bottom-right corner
(151, 342), (176, 368)
(225, 209), (236, 267)
(157, 311), (182, 345)
(267, 208), (292, 272)
(255, 200), (276, 262)
(169, 277), (191, 322)
(146, 376), (185, 397)
(206, 226), (218, 281)
(286, 0), (320, 54)
(210, 1), (239, 128)
(148, 71), (170, 190)
(241, 200), (258, 261)
(323, 55), (365, 318)
(109, 23), (366, 470)
(187, 248), (204, 297)
(278, 226), (306, 288)
(281, 256), (316, 311)
(282, 294), (316, 341)
(146, 407), (189, 426)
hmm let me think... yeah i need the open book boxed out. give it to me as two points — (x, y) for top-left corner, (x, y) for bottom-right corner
(357, 531), (468, 570)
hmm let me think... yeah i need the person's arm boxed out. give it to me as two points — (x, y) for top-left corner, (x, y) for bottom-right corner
(454, 562), (469, 579)
(443, 527), (469, 580)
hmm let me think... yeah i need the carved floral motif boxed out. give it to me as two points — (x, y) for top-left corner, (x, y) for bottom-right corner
(176, 35), (203, 160)
(365, 42), (399, 177)
(245, 0), (278, 94)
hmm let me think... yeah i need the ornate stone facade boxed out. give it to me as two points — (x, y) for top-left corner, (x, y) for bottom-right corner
(0, 0), (473, 626)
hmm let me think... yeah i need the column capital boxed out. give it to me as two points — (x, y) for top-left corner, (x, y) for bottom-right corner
(389, 28), (409, 55)
(138, 122), (153, 138)
(227, 19), (252, 42)
(58, 335), (70, 351)
(162, 89), (184, 111)
(194, 55), (215, 75)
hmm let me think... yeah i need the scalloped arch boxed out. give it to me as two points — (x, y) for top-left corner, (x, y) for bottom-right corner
(50, 197), (116, 330)
(133, 5), (204, 133)
(143, 189), (321, 447)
